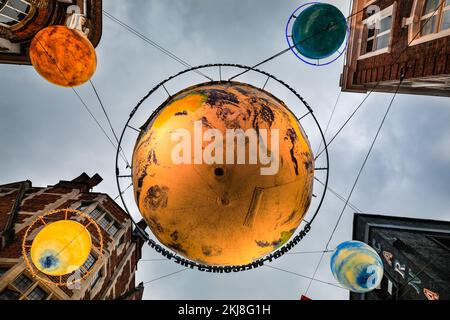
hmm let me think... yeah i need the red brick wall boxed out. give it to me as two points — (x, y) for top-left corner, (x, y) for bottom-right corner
(21, 193), (62, 212)
(344, 0), (450, 89)
(0, 190), (18, 231)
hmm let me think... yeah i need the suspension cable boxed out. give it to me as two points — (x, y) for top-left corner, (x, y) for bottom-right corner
(103, 10), (213, 82)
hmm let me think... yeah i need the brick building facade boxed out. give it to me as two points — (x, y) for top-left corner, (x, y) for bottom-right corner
(0, 173), (145, 300)
(0, 0), (102, 65)
(341, 0), (450, 96)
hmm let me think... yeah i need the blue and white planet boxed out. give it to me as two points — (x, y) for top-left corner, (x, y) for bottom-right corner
(330, 241), (384, 293)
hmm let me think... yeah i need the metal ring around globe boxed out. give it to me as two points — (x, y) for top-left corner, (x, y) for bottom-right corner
(115, 64), (330, 271)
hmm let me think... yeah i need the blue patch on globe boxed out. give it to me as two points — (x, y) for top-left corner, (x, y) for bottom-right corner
(39, 251), (60, 271)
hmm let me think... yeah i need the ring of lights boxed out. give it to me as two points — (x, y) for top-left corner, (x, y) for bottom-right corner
(22, 209), (104, 287)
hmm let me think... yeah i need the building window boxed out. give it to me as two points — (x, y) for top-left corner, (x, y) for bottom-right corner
(84, 206), (121, 238)
(91, 208), (104, 220)
(0, 0), (32, 27)
(99, 215), (112, 230)
(420, 0), (450, 36)
(360, 5), (394, 58)
(82, 253), (96, 274)
(27, 286), (48, 301)
(442, 0), (450, 29)
(407, 0), (450, 44)
(90, 269), (103, 288)
(0, 267), (9, 278)
(0, 288), (20, 300)
(108, 223), (120, 237)
(11, 274), (33, 293)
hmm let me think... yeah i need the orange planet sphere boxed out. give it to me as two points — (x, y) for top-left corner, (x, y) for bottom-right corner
(132, 82), (315, 266)
(29, 25), (97, 87)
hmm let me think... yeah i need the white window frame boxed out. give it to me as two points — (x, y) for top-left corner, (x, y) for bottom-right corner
(0, 0), (31, 28)
(358, 4), (396, 60)
(406, 0), (450, 46)
(420, 0), (450, 34)
(84, 204), (123, 239)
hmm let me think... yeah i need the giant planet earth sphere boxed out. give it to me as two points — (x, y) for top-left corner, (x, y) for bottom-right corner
(330, 241), (384, 293)
(132, 82), (315, 266)
(29, 25), (97, 87)
(31, 220), (92, 276)
(292, 3), (347, 60)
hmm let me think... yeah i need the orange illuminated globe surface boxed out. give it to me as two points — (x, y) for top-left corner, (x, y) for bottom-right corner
(132, 82), (315, 266)
(30, 220), (92, 276)
(29, 25), (97, 87)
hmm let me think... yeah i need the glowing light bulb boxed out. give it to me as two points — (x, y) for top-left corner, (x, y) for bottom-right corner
(31, 220), (92, 276)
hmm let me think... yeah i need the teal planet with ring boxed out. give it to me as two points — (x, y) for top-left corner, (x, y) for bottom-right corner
(292, 3), (347, 60)
(330, 241), (384, 293)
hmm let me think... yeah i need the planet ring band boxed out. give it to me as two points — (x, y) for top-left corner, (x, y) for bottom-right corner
(115, 64), (330, 271)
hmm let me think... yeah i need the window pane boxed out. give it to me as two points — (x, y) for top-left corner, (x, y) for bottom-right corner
(90, 208), (102, 219)
(0, 13), (15, 25)
(366, 39), (374, 53)
(0, 267), (9, 278)
(8, 0), (30, 14)
(441, 9), (450, 30)
(27, 287), (48, 301)
(1, 4), (26, 21)
(423, 0), (441, 15)
(0, 14), (7, 23)
(421, 15), (438, 35)
(82, 254), (96, 273)
(368, 26), (376, 38)
(377, 33), (391, 49)
(12, 274), (33, 293)
(90, 271), (101, 287)
(0, 289), (20, 300)
(108, 224), (119, 237)
(99, 215), (112, 230)
(1, 6), (18, 19)
(379, 16), (392, 33)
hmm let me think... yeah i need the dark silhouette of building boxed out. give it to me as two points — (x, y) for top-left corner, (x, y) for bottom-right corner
(0, 173), (145, 300)
(341, 0), (450, 96)
(0, 0), (102, 65)
(352, 213), (450, 300)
